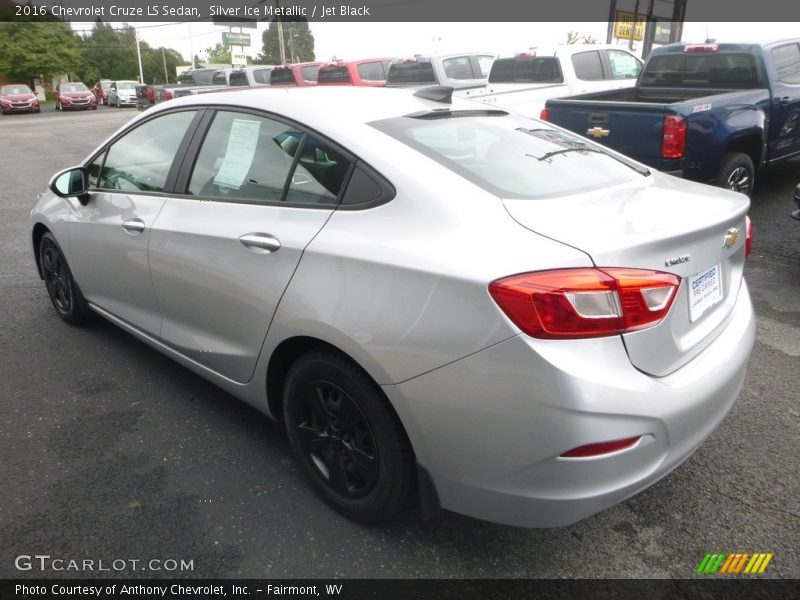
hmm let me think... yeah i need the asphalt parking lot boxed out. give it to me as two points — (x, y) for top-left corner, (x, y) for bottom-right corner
(1, 105), (798, 579)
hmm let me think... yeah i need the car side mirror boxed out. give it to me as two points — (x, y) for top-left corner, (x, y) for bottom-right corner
(49, 166), (90, 205)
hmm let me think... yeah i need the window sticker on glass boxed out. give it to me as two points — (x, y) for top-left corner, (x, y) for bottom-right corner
(213, 119), (261, 189)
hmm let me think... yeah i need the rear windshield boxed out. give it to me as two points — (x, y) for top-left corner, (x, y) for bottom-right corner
(387, 60), (436, 85)
(212, 72), (228, 85)
(178, 70), (214, 85)
(489, 57), (564, 83)
(2, 85), (32, 95)
(318, 66), (352, 84)
(371, 114), (640, 199)
(61, 83), (88, 92)
(641, 52), (761, 87)
(270, 68), (296, 85)
(229, 71), (249, 86)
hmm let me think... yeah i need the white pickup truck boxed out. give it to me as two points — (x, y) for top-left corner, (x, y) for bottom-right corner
(386, 46), (643, 117)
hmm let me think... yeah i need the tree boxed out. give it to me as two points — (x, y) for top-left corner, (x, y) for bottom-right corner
(565, 30), (598, 45)
(0, 22), (81, 82)
(76, 22), (139, 85)
(204, 42), (231, 65)
(141, 46), (186, 85)
(261, 19), (315, 64)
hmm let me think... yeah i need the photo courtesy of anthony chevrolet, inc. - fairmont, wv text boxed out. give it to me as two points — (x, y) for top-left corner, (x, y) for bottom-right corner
(0, 0), (799, 598)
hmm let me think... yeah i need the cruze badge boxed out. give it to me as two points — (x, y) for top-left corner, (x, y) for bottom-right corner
(723, 227), (739, 249)
(665, 255), (691, 267)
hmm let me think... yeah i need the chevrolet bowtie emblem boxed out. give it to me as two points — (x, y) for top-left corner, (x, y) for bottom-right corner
(723, 227), (739, 249)
(586, 127), (610, 138)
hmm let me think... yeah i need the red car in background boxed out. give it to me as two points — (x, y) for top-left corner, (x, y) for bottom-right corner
(269, 62), (322, 86)
(55, 82), (97, 111)
(92, 79), (111, 105)
(0, 84), (40, 114)
(317, 58), (394, 86)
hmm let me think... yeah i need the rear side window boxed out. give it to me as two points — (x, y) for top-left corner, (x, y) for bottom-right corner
(371, 115), (638, 199)
(572, 51), (604, 81)
(318, 66), (352, 84)
(489, 57), (563, 83)
(475, 55), (494, 78)
(772, 43), (800, 84)
(252, 68), (271, 84)
(285, 138), (351, 205)
(443, 56), (475, 80)
(387, 60), (436, 85)
(94, 111), (196, 193)
(357, 61), (387, 81)
(641, 52), (760, 87)
(301, 65), (320, 82)
(607, 50), (642, 79)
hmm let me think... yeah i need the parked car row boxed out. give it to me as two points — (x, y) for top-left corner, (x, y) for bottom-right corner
(0, 78), (144, 115)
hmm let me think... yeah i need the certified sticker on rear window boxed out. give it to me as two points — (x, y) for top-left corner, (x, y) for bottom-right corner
(688, 264), (723, 322)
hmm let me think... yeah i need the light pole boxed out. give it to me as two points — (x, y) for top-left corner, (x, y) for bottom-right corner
(134, 27), (144, 83)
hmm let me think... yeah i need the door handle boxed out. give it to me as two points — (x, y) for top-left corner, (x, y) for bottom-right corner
(238, 233), (281, 254)
(121, 218), (145, 235)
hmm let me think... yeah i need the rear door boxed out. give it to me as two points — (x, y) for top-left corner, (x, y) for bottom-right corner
(148, 109), (353, 383)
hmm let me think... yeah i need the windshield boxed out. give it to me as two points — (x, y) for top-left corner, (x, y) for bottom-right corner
(101, 81), (111, 89)
(318, 66), (351, 84)
(116, 81), (137, 89)
(61, 83), (88, 92)
(1, 85), (32, 95)
(489, 57), (564, 84)
(371, 113), (643, 199)
(387, 60), (436, 85)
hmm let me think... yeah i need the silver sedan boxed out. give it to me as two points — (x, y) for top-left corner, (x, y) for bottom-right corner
(30, 87), (755, 527)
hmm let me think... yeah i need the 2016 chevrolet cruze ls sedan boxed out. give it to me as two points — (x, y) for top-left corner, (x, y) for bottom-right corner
(31, 87), (755, 527)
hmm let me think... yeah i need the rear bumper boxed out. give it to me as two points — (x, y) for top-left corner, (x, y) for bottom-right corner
(386, 280), (755, 527)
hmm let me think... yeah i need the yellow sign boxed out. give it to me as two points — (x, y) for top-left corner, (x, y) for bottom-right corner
(614, 11), (646, 41)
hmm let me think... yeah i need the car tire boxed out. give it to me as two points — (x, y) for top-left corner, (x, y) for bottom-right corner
(283, 351), (415, 523)
(717, 152), (755, 197)
(55, 101), (60, 111)
(39, 233), (93, 325)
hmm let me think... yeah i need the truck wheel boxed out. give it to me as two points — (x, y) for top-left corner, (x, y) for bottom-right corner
(717, 152), (755, 196)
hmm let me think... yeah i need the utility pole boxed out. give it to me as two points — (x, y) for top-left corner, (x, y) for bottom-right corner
(134, 27), (144, 83)
(276, 0), (287, 63)
(162, 47), (169, 83)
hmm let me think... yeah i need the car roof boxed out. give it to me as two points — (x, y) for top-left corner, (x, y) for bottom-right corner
(159, 86), (491, 130)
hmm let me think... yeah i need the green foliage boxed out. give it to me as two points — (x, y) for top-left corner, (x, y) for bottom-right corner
(205, 43), (231, 65)
(77, 22), (139, 85)
(261, 19), (315, 64)
(0, 21), (81, 81)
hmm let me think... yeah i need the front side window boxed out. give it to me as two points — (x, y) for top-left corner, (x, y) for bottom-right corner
(252, 69), (271, 84)
(371, 114), (640, 199)
(572, 51), (604, 81)
(93, 110), (196, 193)
(607, 50), (642, 79)
(772, 43), (800, 84)
(301, 65), (320, 82)
(476, 55), (494, 78)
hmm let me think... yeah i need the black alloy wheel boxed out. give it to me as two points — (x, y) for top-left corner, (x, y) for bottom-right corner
(39, 232), (93, 325)
(284, 351), (415, 522)
(717, 151), (755, 197)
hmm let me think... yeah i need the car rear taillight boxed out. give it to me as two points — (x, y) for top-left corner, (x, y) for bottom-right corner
(745, 215), (753, 258)
(560, 436), (642, 458)
(147, 88), (155, 102)
(488, 268), (681, 339)
(163, 90), (173, 100)
(539, 108), (549, 121)
(661, 115), (686, 159)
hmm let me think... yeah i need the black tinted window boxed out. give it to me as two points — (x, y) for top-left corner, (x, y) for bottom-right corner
(490, 57), (563, 83)
(572, 51), (604, 80)
(229, 71), (249, 86)
(318, 66), (351, 83)
(286, 137), (351, 205)
(188, 111), (297, 204)
(270, 69), (296, 85)
(641, 52), (759, 87)
(96, 111), (196, 192)
(773, 43), (800, 84)
(357, 61), (386, 81)
(387, 60), (436, 85)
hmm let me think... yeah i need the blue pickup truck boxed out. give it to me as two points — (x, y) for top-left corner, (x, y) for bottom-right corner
(543, 40), (800, 196)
